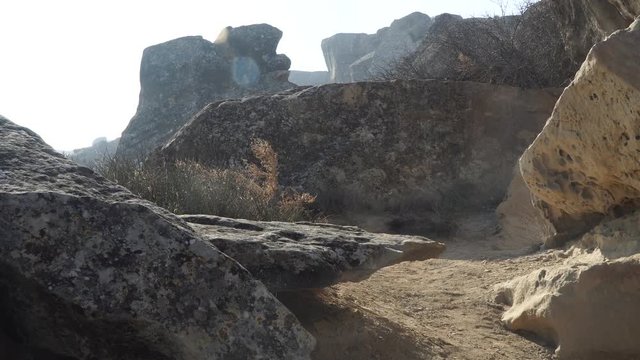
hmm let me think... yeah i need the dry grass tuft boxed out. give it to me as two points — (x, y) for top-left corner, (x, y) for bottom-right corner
(95, 139), (317, 222)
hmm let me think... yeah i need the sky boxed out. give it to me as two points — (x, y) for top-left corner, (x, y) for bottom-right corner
(0, 0), (519, 151)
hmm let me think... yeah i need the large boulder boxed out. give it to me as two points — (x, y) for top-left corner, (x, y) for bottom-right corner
(395, 3), (571, 88)
(181, 214), (445, 292)
(116, 24), (295, 160)
(321, 33), (378, 83)
(495, 249), (640, 359)
(158, 80), (560, 235)
(321, 12), (432, 83)
(519, 18), (640, 246)
(0, 116), (314, 359)
(548, 0), (640, 68)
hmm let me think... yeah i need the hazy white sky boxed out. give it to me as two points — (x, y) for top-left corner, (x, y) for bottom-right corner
(0, 0), (517, 151)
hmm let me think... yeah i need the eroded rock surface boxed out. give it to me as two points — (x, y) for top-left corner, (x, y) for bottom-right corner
(0, 116), (314, 359)
(116, 24), (295, 160)
(496, 249), (640, 359)
(159, 80), (560, 235)
(181, 214), (445, 292)
(520, 19), (640, 246)
(322, 12), (432, 82)
(549, 0), (640, 67)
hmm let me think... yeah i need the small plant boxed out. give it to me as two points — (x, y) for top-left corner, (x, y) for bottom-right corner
(95, 139), (317, 222)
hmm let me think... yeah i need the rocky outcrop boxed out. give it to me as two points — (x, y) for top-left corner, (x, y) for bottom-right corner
(396, 3), (571, 88)
(495, 249), (640, 359)
(68, 137), (119, 168)
(289, 70), (330, 86)
(158, 80), (560, 235)
(181, 215), (445, 292)
(549, 0), (640, 68)
(520, 18), (640, 246)
(321, 12), (432, 83)
(116, 24), (295, 160)
(0, 116), (314, 359)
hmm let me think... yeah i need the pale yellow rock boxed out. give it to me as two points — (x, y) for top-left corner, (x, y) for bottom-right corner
(520, 18), (640, 245)
(496, 249), (640, 359)
(495, 166), (553, 250)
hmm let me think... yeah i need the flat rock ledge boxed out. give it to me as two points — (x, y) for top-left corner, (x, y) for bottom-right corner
(181, 214), (446, 292)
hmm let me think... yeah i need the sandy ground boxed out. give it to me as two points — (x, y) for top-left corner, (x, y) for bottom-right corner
(280, 214), (567, 360)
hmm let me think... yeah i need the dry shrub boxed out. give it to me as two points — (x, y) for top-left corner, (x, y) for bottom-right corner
(95, 139), (317, 222)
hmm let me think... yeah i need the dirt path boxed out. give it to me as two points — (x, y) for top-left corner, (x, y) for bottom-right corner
(282, 215), (567, 359)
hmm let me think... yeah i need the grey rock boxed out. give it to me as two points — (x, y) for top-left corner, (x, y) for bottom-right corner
(158, 80), (560, 236)
(180, 214), (445, 292)
(321, 33), (378, 83)
(548, 0), (640, 68)
(117, 24), (295, 160)
(322, 12), (432, 83)
(0, 115), (314, 359)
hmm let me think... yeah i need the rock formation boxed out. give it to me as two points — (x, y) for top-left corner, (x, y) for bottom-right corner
(390, 1), (640, 88)
(520, 18), (640, 246)
(495, 249), (640, 359)
(289, 70), (330, 86)
(495, 166), (552, 250)
(69, 137), (120, 168)
(181, 215), (445, 292)
(496, 18), (640, 360)
(0, 115), (314, 359)
(393, 3), (571, 88)
(321, 12), (433, 82)
(116, 24), (295, 160)
(548, 0), (640, 68)
(158, 80), (560, 235)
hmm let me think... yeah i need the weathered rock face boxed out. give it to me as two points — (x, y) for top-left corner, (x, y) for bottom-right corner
(495, 166), (552, 250)
(396, 3), (572, 88)
(68, 137), (119, 168)
(0, 116), (314, 359)
(181, 215), (445, 292)
(289, 70), (330, 86)
(321, 33), (377, 83)
(495, 249), (640, 359)
(158, 80), (560, 235)
(116, 24), (295, 160)
(549, 0), (640, 68)
(321, 12), (432, 83)
(520, 19), (640, 246)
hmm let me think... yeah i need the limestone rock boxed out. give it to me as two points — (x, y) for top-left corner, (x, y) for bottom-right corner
(181, 214), (445, 292)
(68, 137), (119, 168)
(322, 12), (432, 83)
(0, 116), (314, 359)
(520, 19), (640, 246)
(116, 24), (295, 160)
(496, 249), (640, 359)
(495, 166), (552, 250)
(158, 80), (560, 235)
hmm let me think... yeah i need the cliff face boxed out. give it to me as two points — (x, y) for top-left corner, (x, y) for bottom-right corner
(549, 0), (640, 67)
(158, 80), (560, 235)
(321, 12), (433, 83)
(116, 24), (295, 160)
